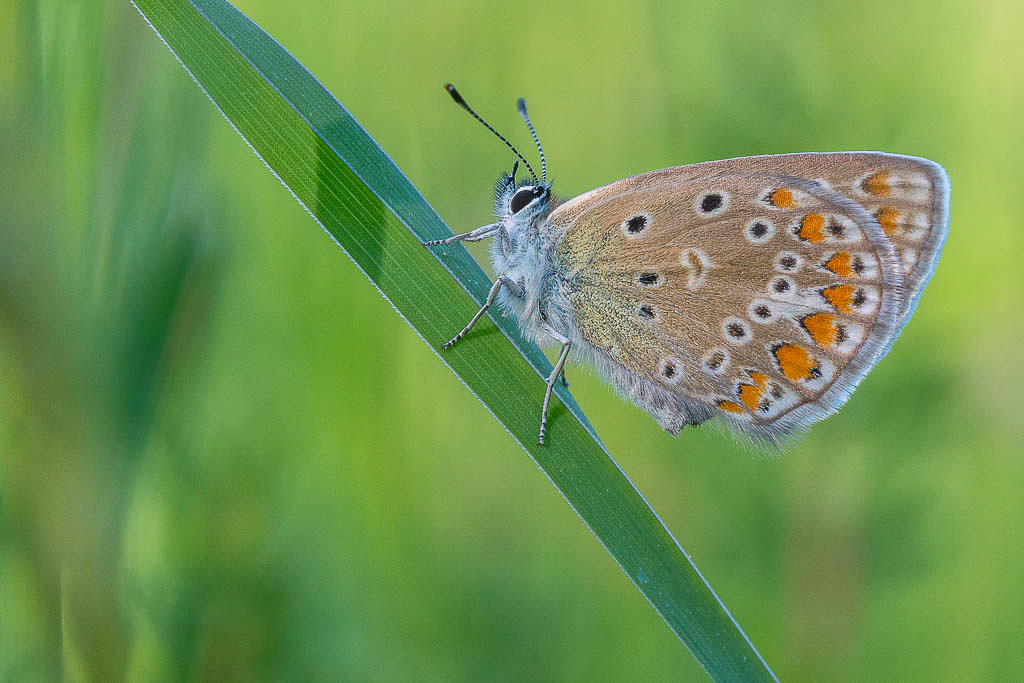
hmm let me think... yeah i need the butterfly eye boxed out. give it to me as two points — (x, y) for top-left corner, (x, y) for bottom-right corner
(510, 187), (537, 214)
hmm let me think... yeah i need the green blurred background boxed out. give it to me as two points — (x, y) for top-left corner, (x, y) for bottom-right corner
(2, 0), (1022, 680)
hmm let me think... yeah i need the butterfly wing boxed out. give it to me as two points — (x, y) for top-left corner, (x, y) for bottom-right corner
(546, 153), (949, 440)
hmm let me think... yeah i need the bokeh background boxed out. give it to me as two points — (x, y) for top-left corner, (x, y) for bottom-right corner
(2, 0), (1022, 680)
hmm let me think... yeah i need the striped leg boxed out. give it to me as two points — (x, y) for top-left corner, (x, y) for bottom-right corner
(422, 223), (498, 246)
(539, 328), (571, 446)
(441, 276), (523, 350)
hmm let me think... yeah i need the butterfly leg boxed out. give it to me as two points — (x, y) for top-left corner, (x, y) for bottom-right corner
(422, 223), (499, 246)
(499, 225), (512, 254)
(539, 328), (571, 446)
(441, 275), (524, 350)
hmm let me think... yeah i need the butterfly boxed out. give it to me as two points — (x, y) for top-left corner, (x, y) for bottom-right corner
(425, 85), (950, 445)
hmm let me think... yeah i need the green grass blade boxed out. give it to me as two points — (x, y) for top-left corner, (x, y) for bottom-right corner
(130, 1), (777, 678)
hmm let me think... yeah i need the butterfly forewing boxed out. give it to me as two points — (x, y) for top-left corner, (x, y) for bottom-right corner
(547, 153), (948, 439)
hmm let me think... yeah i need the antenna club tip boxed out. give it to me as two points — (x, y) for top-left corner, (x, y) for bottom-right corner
(516, 97), (528, 114)
(444, 83), (466, 105)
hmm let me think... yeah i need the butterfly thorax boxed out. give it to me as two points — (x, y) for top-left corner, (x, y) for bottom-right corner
(490, 174), (571, 343)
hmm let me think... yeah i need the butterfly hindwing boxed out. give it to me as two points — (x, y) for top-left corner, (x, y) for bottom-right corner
(546, 153), (949, 439)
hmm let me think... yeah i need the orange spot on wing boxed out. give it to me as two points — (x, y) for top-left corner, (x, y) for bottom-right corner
(824, 251), (854, 277)
(876, 207), (900, 235)
(822, 284), (856, 314)
(738, 384), (764, 412)
(774, 343), (820, 382)
(862, 171), (891, 196)
(798, 213), (826, 243)
(802, 313), (838, 347)
(718, 400), (745, 414)
(770, 188), (796, 208)
(747, 370), (770, 386)
(738, 370), (774, 412)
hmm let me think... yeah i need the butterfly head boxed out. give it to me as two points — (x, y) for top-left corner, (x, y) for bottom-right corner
(495, 168), (552, 223)
(445, 84), (552, 235)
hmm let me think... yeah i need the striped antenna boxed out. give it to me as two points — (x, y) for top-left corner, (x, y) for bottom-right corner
(516, 97), (546, 184)
(445, 84), (538, 182)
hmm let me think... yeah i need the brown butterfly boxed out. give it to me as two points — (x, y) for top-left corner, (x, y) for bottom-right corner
(425, 85), (950, 445)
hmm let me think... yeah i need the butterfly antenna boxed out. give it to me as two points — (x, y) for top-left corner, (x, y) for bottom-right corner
(445, 84), (538, 182)
(516, 97), (546, 184)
